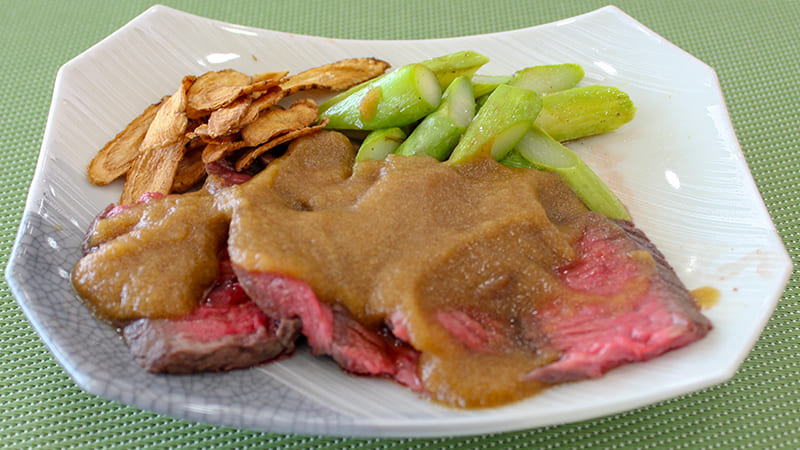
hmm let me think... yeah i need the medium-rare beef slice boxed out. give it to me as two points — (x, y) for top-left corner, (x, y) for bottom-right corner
(234, 270), (423, 391)
(522, 214), (712, 383)
(123, 276), (301, 374)
(223, 130), (711, 407)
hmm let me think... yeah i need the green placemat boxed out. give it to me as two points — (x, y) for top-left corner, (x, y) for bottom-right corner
(2, 1), (798, 448)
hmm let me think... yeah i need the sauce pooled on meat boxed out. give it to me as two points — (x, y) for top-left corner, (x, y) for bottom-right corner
(73, 131), (710, 409)
(227, 131), (591, 407)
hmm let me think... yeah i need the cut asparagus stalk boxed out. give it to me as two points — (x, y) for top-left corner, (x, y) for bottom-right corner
(497, 148), (530, 169)
(356, 127), (407, 162)
(448, 84), (542, 164)
(472, 63), (582, 102)
(321, 51), (488, 113)
(319, 63), (442, 130)
(395, 75), (475, 161)
(471, 74), (511, 100)
(510, 124), (631, 220)
(419, 50), (490, 90)
(535, 85), (636, 142)
(508, 63), (584, 94)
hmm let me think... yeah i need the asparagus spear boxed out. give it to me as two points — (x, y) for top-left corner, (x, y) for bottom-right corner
(448, 84), (542, 164)
(319, 63), (442, 130)
(419, 50), (490, 90)
(497, 148), (530, 169)
(535, 85), (636, 142)
(508, 63), (584, 94)
(394, 75), (475, 161)
(506, 124), (631, 220)
(355, 127), (407, 162)
(320, 51), (487, 113)
(472, 63), (583, 102)
(471, 74), (511, 98)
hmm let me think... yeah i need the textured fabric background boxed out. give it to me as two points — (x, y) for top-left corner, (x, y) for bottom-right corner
(1, 0), (798, 448)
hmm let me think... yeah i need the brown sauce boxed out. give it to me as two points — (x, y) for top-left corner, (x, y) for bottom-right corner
(691, 286), (720, 309)
(72, 190), (230, 322)
(73, 130), (616, 408)
(227, 131), (591, 407)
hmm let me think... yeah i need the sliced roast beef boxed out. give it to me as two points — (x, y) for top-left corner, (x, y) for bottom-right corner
(205, 160), (253, 186)
(73, 130), (713, 408)
(123, 302), (301, 374)
(234, 270), (423, 392)
(522, 215), (712, 383)
(220, 131), (712, 407)
(123, 265), (301, 374)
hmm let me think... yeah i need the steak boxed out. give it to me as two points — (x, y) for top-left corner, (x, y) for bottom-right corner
(220, 131), (712, 407)
(123, 255), (302, 374)
(234, 270), (423, 392)
(522, 215), (712, 383)
(74, 130), (712, 408)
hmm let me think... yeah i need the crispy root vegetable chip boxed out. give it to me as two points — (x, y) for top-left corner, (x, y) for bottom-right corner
(171, 145), (207, 193)
(186, 70), (288, 120)
(239, 86), (286, 128)
(186, 69), (252, 119)
(201, 140), (247, 164)
(252, 70), (290, 84)
(88, 99), (163, 185)
(141, 77), (194, 152)
(121, 139), (188, 204)
(280, 58), (391, 95)
(205, 96), (252, 138)
(236, 119), (329, 171)
(241, 99), (319, 147)
(197, 85), (287, 140)
(121, 78), (193, 204)
(243, 71), (289, 95)
(90, 57), (388, 200)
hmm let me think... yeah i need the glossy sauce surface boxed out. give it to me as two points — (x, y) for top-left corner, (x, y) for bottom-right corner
(74, 130), (611, 407)
(691, 286), (721, 309)
(73, 191), (229, 322)
(228, 131), (592, 407)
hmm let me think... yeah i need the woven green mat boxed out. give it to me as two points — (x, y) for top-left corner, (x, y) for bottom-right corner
(2, 0), (798, 448)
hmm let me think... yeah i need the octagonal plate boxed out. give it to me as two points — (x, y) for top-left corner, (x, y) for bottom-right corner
(6, 4), (791, 437)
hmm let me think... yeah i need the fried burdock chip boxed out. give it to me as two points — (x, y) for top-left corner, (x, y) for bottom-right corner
(89, 57), (388, 203)
(121, 77), (193, 204)
(240, 99), (320, 147)
(280, 58), (391, 95)
(171, 143), (207, 193)
(185, 69), (251, 119)
(186, 69), (287, 120)
(87, 99), (163, 185)
(199, 85), (286, 139)
(236, 119), (329, 171)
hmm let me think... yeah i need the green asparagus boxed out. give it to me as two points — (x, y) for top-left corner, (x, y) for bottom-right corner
(319, 63), (442, 130)
(356, 127), (407, 162)
(508, 63), (584, 94)
(419, 50), (490, 90)
(394, 75), (475, 161)
(471, 74), (511, 98)
(497, 148), (531, 169)
(535, 85), (636, 142)
(508, 124), (631, 220)
(448, 84), (542, 164)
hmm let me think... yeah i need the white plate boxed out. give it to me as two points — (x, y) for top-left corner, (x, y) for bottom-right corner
(6, 4), (792, 438)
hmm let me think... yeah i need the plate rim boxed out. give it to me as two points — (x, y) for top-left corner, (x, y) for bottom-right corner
(5, 3), (793, 438)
